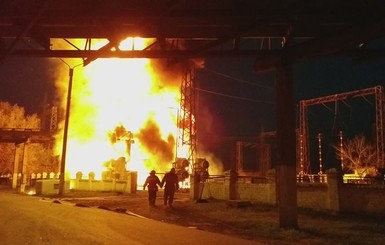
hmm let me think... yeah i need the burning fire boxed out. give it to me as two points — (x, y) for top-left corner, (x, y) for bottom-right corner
(53, 38), (188, 185)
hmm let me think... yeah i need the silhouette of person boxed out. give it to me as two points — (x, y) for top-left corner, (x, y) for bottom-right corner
(161, 167), (179, 207)
(143, 170), (161, 206)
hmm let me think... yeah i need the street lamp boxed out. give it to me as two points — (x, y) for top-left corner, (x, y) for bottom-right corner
(58, 61), (82, 196)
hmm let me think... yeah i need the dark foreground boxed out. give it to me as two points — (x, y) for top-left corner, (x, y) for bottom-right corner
(56, 189), (385, 245)
(0, 189), (259, 245)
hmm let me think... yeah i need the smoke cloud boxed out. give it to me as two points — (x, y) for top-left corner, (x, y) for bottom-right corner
(136, 118), (175, 170)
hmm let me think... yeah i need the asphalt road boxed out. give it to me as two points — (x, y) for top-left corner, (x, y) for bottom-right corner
(0, 190), (259, 245)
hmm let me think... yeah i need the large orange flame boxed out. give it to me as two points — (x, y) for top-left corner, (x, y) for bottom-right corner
(54, 38), (187, 184)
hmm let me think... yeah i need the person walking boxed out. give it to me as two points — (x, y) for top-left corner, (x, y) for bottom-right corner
(160, 167), (179, 207)
(143, 170), (161, 206)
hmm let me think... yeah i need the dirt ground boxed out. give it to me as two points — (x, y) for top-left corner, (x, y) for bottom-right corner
(58, 189), (275, 242)
(54, 189), (385, 245)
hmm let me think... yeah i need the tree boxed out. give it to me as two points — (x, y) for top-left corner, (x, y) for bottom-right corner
(0, 102), (56, 175)
(0, 101), (40, 128)
(334, 134), (377, 176)
(0, 143), (14, 174)
(25, 143), (58, 174)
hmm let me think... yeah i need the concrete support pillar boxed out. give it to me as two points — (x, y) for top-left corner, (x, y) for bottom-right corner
(127, 171), (137, 194)
(326, 168), (342, 212)
(224, 170), (237, 200)
(190, 172), (201, 200)
(12, 144), (22, 189)
(267, 169), (277, 205)
(275, 59), (298, 229)
(20, 143), (28, 193)
(75, 171), (82, 189)
(88, 172), (95, 190)
(113, 177), (116, 192)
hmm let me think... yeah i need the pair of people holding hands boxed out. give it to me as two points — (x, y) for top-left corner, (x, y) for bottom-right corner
(143, 168), (179, 207)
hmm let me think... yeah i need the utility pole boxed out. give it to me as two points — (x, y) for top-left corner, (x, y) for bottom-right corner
(275, 58), (298, 229)
(59, 67), (74, 196)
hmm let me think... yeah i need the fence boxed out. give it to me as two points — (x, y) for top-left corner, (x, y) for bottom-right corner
(0, 171), (138, 195)
(196, 169), (385, 216)
(2, 169), (385, 215)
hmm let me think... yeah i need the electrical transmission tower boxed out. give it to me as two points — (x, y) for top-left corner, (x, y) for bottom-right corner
(178, 64), (197, 168)
(299, 85), (385, 174)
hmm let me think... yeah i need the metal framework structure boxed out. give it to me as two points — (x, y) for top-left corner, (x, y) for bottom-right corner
(0, 128), (53, 143)
(298, 85), (385, 174)
(178, 64), (197, 168)
(1, 1), (385, 65)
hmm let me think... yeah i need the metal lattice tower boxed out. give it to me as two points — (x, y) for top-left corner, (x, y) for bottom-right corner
(50, 106), (58, 132)
(298, 100), (309, 175)
(298, 85), (385, 173)
(375, 86), (385, 168)
(178, 64), (197, 168)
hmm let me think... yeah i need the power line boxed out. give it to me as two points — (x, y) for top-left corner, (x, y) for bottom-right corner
(202, 67), (273, 90)
(196, 87), (274, 104)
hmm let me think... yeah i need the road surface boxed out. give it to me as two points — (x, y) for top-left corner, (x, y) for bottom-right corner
(0, 190), (259, 245)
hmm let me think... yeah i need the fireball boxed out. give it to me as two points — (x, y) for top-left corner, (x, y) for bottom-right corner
(53, 38), (187, 185)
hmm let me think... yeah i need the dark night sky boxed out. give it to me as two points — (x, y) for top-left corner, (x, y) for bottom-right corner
(195, 53), (385, 171)
(196, 55), (385, 135)
(0, 57), (58, 115)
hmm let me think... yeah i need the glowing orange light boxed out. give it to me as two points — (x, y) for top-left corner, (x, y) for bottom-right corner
(54, 38), (186, 185)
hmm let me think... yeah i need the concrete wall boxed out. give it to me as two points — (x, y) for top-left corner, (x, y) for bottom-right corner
(340, 185), (385, 215)
(200, 180), (225, 200)
(238, 182), (270, 202)
(70, 171), (138, 194)
(30, 171), (138, 195)
(13, 169), (385, 216)
(198, 169), (385, 216)
(297, 183), (328, 210)
(35, 179), (60, 195)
